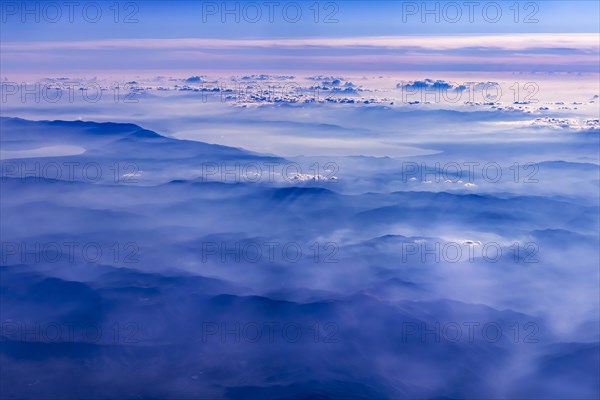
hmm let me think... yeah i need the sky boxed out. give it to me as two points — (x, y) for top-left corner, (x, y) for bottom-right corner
(1, 1), (599, 75)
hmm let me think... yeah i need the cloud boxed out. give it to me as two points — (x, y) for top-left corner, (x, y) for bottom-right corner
(2, 34), (598, 52)
(184, 76), (206, 84)
(2, 34), (598, 74)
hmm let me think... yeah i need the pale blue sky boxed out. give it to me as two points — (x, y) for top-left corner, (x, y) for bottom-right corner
(2, 1), (599, 41)
(1, 1), (599, 74)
